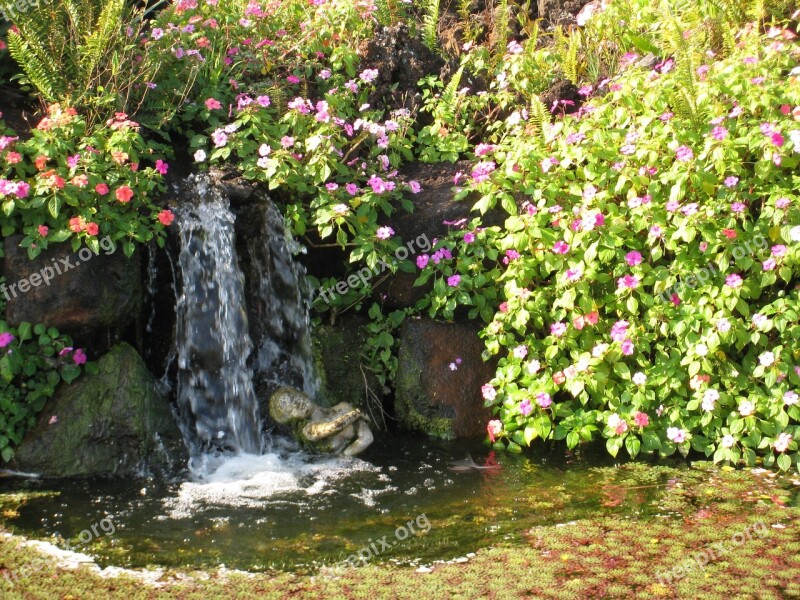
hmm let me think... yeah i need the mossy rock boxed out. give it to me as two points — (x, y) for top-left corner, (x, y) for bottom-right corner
(12, 343), (185, 477)
(311, 317), (379, 410)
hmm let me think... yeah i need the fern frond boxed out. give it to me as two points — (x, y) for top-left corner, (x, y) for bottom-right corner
(422, 0), (440, 52)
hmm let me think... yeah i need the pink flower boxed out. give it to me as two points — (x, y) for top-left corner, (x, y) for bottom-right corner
(487, 419), (502, 442)
(346, 183), (359, 196)
(205, 98), (222, 110)
(771, 132), (785, 146)
(675, 145), (694, 161)
(158, 209), (175, 226)
(625, 251), (643, 266)
(667, 427), (686, 443)
(763, 257), (777, 271)
(287, 75), (301, 84)
(621, 338), (634, 355)
(711, 126), (728, 140)
(447, 274), (461, 287)
(633, 412), (649, 427)
(116, 186), (134, 203)
(536, 392), (552, 409)
(519, 399), (533, 416)
(550, 322), (567, 337)
(463, 232), (475, 244)
(281, 136), (295, 148)
(513, 345), (528, 359)
(725, 274), (743, 288)
(617, 274), (640, 289)
(359, 68), (379, 83)
(471, 161), (496, 183)
(0, 332), (15, 348)
(416, 254), (429, 269)
(85, 222), (99, 236)
(775, 197), (790, 209)
(38, 225), (49, 237)
(48, 415), (58, 425)
(731, 202), (746, 213)
(607, 414), (628, 435)
(482, 384), (497, 401)
(408, 180), (421, 194)
(783, 391), (798, 406)
(376, 226), (394, 240)
(724, 176), (739, 188)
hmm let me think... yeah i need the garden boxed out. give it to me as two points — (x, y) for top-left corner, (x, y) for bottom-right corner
(0, 0), (799, 597)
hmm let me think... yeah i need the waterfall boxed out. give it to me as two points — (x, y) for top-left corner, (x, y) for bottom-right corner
(174, 175), (261, 454)
(170, 173), (320, 457)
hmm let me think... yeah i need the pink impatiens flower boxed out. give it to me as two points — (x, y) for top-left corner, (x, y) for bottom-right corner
(725, 274), (743, 288)
(633, 411), (649, 427)
(536, 392), (552, 409)
(205, 97), (222, 110)
(376, 226), (394, 240)
(487, 419), (502, 442)
(0, 332), (15, 348)
(625, 251), (643, 266)
(667, 427), (686, 443)
(482, 384), (497, 401)
(774, 432), (793, 453)
(553, 241), (569, 254)
(675, 145), (694, 161)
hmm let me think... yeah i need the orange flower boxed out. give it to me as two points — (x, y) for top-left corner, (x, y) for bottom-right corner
(42, 170), (65, 189)
(111, 151), (129, 165)
(34, 155), (49, 170)
(69, 216), (86, 232)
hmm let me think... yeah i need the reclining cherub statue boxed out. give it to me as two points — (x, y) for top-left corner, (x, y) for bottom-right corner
(268, 386), (373, 456)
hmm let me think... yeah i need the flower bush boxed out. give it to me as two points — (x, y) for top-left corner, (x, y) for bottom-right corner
(0, 105), (172, 258)
(417, 11), (800, 470)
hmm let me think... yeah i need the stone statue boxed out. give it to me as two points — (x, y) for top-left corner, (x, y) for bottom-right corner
(268, 387), (373, 456)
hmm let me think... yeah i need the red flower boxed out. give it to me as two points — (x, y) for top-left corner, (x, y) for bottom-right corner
(85, 222), (99, 236)
(157, 209), (175, 226)
(95, 183), (109, 195)
(722, 228), (737, 239)
(116, 186), (134, 203)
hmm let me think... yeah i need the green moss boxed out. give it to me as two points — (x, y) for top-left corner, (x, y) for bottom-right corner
(394, 342), (454, 440)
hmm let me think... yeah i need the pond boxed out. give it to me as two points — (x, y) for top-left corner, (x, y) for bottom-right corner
(0, 435), (748, 574)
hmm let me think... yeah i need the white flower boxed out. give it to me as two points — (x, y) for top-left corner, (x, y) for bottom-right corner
(592, 343), (609, 357)
(258, 143), (271, 157)
(721, 435), (736, 448)
(790, 225), (800, 242)
(526, 359), (541, 374)
(575, 356), (591, 372)
(695, 343), (708, 357)
(194, 149), (207, 162)
(633, 372), (647, 385)
(784, 391), (799, 406)
(738, 400), (755, 416)
(759, 351), (775, 367)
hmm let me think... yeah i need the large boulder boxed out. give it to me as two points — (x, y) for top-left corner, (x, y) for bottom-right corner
(3, 235), (141, 353)
(395, 318), (495, 439)
(13, 343), (185, 477)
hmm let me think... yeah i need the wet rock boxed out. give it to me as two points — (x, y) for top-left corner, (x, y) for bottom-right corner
(395, 318), (495, 439)
(13, 343), (185, 478)
(3, 235), (142, 354)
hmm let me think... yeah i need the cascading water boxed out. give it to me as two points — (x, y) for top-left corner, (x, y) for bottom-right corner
(174, 175), (261, 455)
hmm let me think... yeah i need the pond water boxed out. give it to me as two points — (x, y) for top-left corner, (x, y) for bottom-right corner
(0, 435), (743, 573)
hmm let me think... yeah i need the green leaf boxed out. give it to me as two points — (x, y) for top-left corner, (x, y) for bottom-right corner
(777, 453), (791, 471)
(625, 435), (641, 458)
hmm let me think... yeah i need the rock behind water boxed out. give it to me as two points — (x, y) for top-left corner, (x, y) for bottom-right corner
(3, 235), (141, 354)
(13, 343), (185, 477)
(395, 319), (495, 439)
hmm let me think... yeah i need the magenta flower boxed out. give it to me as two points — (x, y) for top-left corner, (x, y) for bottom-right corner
(553, 241), (569, 255)
(771, 132), (785, 146)
(408, 181), (421, 194)
(763, 257), (777, 271)
(464, 232), (475, 244)
(447, 274), (461, 287)
(775, 197), (790, 209)
(416, 255), (429, 269)
(205, 97), (222, 110)
(155, 160), (169, 175)
(73, 349), (87, 365)
(633, 412), (649, 427)
(359, 68), (379, 83)
(0, 332), (15, 348)
(625, 251), (643, 266)
(287, 75), (300, 84)
(724, 176), (739, 188)
(346, 183), (358, 196)
(550, 322), (567, 337)
(730, 202), (746, 213)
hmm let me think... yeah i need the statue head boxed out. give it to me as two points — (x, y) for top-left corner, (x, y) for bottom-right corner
(269, 386), (314, 424)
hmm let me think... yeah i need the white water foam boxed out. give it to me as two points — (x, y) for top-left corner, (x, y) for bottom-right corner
(165, 451), (380, 518)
